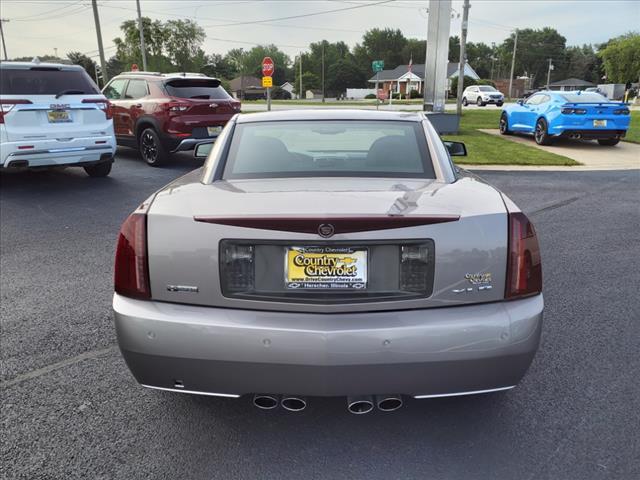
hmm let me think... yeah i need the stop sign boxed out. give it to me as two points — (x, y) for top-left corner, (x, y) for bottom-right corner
(262, 57), (274, 77)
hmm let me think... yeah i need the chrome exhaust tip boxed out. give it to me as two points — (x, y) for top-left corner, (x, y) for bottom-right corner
(253, 394), (279, 410)
(375, 395), (403, 412)
(281, 396), (307, 412)
(347, 395), (374, 414)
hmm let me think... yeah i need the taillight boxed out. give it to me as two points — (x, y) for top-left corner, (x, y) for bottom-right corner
(505, 212), (542, 299)
(219, 241), (255, 295)
(82, 98), (112, 120)
(114, 212), (150, 299)
(399, 243), (433, 294)
(561, 107), (586, 114)
(166, 101), (190, 113)
(0, 99), (32, 124)
(614, 108), (630, 115)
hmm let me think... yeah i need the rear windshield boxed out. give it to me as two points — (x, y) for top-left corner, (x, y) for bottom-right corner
(222, 120), (434, 179)
(164, 79), (230, 99)
(561, 93), (609, 103)
(0, 68), (99, 95)
(478, 86), (497, 92)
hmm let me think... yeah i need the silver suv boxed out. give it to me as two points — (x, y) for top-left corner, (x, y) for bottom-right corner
(462, 85), (505, 107)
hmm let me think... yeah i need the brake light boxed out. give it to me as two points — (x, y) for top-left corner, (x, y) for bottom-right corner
(220, 241), (255, 295)
(114, 212), (150, 299)
(82, 98), (112, 120)
(561, 107), (586, 114)
(166, 101), (190, 113)
(614, 108), (630, 115)
(0, 99), (32, 124)
(505, 212), (542, 299)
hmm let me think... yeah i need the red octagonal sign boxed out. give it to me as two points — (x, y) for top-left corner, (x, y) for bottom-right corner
(262, 57), (274, 77)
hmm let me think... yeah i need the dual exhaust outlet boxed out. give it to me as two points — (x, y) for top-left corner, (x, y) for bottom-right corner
(253, 394), (403, 414)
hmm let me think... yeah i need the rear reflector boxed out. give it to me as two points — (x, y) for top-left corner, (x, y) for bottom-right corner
(505, 212), (542, 299)
(114, 212), (150, 299)
(0, 99), (33, 124)
(18, 145), (34, 150)
(194, 215), (459, 234)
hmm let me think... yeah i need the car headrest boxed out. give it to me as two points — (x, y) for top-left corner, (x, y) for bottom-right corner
(366, 136), (422, 171)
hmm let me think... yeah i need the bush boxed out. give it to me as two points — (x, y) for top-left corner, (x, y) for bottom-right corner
(391, 92), (402, 100)
(450, 75), (479, 95)
(409, 89), (422, 99)
(477, 79), (496, 87)
(364, 93), (376, 99)
(271, 87), (292, 100)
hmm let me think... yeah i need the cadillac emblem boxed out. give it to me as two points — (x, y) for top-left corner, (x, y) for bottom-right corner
(318, 224), (335, 238)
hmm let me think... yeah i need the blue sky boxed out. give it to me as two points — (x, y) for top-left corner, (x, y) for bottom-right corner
(2, 0), (639, 60)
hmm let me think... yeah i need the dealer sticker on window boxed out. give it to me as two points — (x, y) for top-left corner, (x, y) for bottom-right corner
(285, 246), (367, 290)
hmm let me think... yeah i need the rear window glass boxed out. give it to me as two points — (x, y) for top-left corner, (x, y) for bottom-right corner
(223, 120), (434, 180)
(164, 79), (230, 99)
(478, 86), (497, 92)
(0, 68), (99, 95)
(561, 93), (609, 103)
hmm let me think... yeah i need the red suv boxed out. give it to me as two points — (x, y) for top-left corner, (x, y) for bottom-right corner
(102, 72), (240, 166)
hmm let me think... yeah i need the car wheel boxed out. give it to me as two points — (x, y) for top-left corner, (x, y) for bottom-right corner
(84, 162), (112, 177)
(476, 97), (485, 107)
(597, 138), (620, 146)
(139, 128), (168, 166)
(462, 97), (468, 106)
(534, 118), (552, 145)
(499, 113), (512, 135)
(496, 102), (504, 107)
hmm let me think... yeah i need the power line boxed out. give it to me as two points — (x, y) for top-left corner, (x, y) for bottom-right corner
(8, 1), (81, 21)
(10, 4), (90, 22)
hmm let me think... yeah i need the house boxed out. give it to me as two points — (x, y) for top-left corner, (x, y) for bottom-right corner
(229, 75), (265, 100)
(280, 82), (296, 98)
(305, 89), (323, 100)
(547, 78), (595, 91)
(367, 62), (480, 95)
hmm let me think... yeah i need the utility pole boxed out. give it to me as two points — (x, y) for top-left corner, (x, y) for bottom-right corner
(321, 42), (325, 103)
(490, 42), (496, 80)
(508, 29), (518, 99)
(456, 0), (470, 116)
(299, 53), (303, 99)
(0, 18), (9, 60)
(54, 47), (58, 58)
(91, 0), (109, 83)
(546, 58), (554, 89)
(136, 0), (148, 71)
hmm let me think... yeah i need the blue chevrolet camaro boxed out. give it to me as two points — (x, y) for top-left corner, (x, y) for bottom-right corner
(500, 91), (631, 146)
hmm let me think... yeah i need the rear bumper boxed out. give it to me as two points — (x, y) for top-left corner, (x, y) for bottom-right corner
(555, 129), (627, 140)
(114, 293), (544, 398)
(0, 138), (116, 168)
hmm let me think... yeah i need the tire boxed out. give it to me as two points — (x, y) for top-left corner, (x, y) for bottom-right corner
(496, 102), (504, 107)
(139, 128), (169, 166)
(499, 113), (512, 135)
(462, 97), (468, 106)
(597, 138), (620, 146)
(476, 96), (485, 107)
(534, 118), (553, 145)
(83, 161), (112, 177)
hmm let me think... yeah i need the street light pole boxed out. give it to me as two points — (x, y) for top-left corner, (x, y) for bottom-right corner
(321, 42), (325, 103)
(546, 58), (553, 89)
(91, 0), (109, 83)
(136, 0), (148, 71)
(508, 29), (518, 99)
(456, 0), (470, 117)
(0, 18), (9, 60)
(299, 53), (303, 100)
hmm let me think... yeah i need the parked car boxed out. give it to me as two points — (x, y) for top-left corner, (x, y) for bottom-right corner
(0, 59), (115, 176)
(113, 110), (543, 414)
(462, 85), (504, 106)
(500, 90), (631, 146)
(102, 72), (240, 166)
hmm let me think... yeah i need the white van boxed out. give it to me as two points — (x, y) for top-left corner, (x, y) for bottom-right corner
(0, 59), (116, 176)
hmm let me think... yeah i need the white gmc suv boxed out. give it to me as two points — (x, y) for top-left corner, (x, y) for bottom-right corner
(0, 60), (116, 176)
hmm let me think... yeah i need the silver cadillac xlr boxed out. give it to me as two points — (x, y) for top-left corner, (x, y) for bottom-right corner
(113, 110), (543, 414)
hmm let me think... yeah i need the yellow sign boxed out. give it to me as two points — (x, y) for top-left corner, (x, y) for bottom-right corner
(285, 247), (367, 290)
(262, 76), (273, 88)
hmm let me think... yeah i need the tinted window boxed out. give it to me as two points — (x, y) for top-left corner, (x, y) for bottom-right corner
(560, 93), (609, 103)
(103, 79), (127, 99)
(223, 120), (434, 180)
(478, 86), (497, 92)
(164, 79), (230, 99)
(124, 79), (148, 99)
(0, 67), (99, 95)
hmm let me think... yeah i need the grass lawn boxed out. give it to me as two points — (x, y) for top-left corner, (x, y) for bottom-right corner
(624, 111), (639, 143)
(444, 110), (580, 166)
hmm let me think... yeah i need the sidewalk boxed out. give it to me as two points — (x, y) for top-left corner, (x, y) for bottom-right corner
(460, 130), (640, 171)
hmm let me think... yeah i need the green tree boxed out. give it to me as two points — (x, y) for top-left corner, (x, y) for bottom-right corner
(448, 35), (460, 63)
(66, 51), (97, 83)
(204, 53), (238, 80)
(295, 72), (320, 95)
(598, 33), (640, 84)
(465, 42), (494, 79)
(400, 38), (426, 67)
(326, 58), (367, 96)
(238, 45), (291, 86)
(353, 28), (408, 73)
(164, 19), (206, 71)
(561, 45), (601, 83)
(113, 17), (171, 71)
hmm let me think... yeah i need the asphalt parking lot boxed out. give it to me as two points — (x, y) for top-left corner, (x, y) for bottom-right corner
(1, 150), (639, 479)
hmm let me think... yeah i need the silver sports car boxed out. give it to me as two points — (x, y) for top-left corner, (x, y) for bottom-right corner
(113, 110), (543, 414)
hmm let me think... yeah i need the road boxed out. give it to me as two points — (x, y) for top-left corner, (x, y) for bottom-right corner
(1, 151), (639, 479)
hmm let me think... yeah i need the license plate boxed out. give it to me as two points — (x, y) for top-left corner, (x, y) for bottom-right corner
(47, 110), (71, 123)
(285, 247), (367, 290)
(593, 119), (607, 127)
(207, 126), (222, 136)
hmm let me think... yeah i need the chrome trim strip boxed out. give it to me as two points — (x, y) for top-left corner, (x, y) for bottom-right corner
(171, 137), (218, 153)
(141, 384), (240, 398)
(7, 145), (112, 157)
(413, 385), (515, 399)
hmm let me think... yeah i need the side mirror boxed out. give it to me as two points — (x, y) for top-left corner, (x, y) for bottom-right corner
(517, 99), (524, 105)
(443, 140), (467, 157)
(194, 141), (214, 159)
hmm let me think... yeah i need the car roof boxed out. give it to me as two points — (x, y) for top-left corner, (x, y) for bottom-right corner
(235, 109), (425, 123)
(0, 61), (84, 71)
(113, 72), (220, 82)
